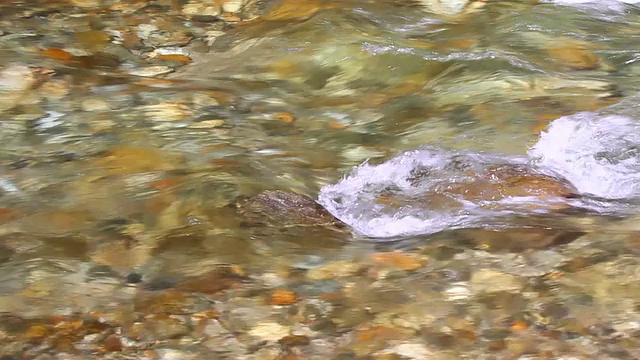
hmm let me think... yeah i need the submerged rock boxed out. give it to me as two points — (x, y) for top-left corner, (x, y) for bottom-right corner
(376, 163), (579, 214)
(231, 157), (582, 239)
(0, 64), (48, 114)
(470, 269), (525, 294)
(319, 147), (584, 238)
(235, 190), (346, 229)
(431, 74), (620, 108)
(440, 164), (578, 209)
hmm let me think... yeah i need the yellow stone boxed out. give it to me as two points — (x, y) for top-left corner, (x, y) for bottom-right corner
(264, 0), (340, 21)
(546, 42), (600, 70)
(369, 252), (425, 271)
(91, 241), (152, 269)
(94, 146), (178, 175)
(75, 30), (111, 52)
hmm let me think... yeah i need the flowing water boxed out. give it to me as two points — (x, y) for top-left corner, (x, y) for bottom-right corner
(1, 0), (640, 358)
(319, 95), (640, 238)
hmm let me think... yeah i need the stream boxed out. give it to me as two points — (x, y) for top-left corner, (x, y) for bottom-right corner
(1, 0), (640, 358)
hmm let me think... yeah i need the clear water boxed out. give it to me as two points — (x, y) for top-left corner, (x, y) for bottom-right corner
(2, 0), (640, 357)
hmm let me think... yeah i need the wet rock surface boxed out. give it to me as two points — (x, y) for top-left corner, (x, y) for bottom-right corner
(236, 190), (345, 229)
(414, 163), (579, 211)
(0, 0), (640, 358)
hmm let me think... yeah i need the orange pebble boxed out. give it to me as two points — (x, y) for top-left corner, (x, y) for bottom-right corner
(41, 48), (74, 62)
(511, 320), (529, 332)
(102, 336), (123, 352)
(270, 289), (298, 305)
(370, 252), (424, 271)
(25, 325), (48, 340)
(157, 54), (192, 63)
(327, 120), (347, 129)
(273, 112), (296, 123)
(193, 310), (219, 322)
(149, 178), (182, 190)
(545, 271), (564, 280)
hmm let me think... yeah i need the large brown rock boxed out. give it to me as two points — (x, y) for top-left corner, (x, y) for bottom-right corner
(447, 164), (578, 208)
(378, 164), (579, 212)
(235, 190), (345, 229)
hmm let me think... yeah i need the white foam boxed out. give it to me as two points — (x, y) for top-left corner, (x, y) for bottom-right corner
(550, 0), (640, 4)
(543, 0), (640, 12)
(549, 0), (640, 3)
(529, 113), (640, 199)
(318, 148), (557, 238)
(545, 0), (640, 9)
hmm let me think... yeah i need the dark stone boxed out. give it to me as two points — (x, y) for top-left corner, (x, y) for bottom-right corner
(87, 265), (119, 279)
(236, 190), (345, 229)
(126, 273), (143, 284)
(278, 334), (311, 348)
(176, 266), (247, 294)
(0, 356), (20, 360)
(144, 278), (178, 291)
(9, 159), (30, 169)
(0, 244), (15, 264)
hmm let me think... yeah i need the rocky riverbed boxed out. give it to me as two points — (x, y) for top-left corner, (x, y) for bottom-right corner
(1, 0), (640, 359)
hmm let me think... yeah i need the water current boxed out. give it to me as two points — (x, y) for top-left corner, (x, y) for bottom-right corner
(319, 94), (640, 238)
(2, 0), (640, 358)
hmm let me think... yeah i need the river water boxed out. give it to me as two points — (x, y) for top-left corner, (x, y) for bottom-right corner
(1, 0), (640, 358)
(319, 96), (640, 238)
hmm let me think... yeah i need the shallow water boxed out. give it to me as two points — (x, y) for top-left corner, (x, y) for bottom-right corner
(320, 95), (640, 238)
(2, 0), (640, 358)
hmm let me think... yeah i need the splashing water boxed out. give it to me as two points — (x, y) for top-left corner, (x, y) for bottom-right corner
(318, 147), (570, 238)
(549, 0), (640, 5)
(545, 0), (640, 11)
(319, 100), (640, 239)
(529, 114), (640, 199)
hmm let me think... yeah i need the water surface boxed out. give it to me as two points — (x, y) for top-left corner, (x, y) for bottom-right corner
(1, 0), (640, 358)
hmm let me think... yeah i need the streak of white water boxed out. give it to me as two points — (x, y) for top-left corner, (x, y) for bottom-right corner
(545, 0), (640, 12)
(550, 0), (640, 4)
